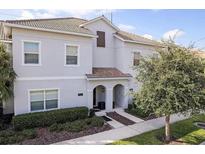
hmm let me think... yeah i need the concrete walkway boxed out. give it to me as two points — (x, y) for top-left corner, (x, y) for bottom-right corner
(200, 141), (205, 145)
(53, 113), (189, 145)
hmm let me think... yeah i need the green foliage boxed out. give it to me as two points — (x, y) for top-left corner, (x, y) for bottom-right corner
(0, 43), (16, 103)
(133, 42), (205, 117)
(12, 107), (89, 130)
(0, 128), (37, 144)
(49, 116), (104, 132)
(112, 114), (205, 145)
(125, 103), (152, 118)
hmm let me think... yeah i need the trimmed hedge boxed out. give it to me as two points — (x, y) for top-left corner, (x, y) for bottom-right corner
(49, 116), (104, 132)
(0, 128), (37, 144)
(12, 107), (88, 130)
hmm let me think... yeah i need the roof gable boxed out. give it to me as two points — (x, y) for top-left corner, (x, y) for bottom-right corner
(80, 16), (120, 31)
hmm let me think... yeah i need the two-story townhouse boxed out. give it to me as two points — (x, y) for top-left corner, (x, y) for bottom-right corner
(0, 16), (160, 115)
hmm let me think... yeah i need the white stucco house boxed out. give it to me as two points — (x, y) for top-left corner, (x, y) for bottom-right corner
(0, 16), (160, 115)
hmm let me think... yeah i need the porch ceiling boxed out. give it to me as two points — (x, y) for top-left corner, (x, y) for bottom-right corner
(86, 67), (132, 79)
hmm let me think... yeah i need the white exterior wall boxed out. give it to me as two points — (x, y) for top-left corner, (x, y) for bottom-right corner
(8, 19), (158, 115)
(84, 20), (117, 67)
(115, 42), (157, 91)
(14, 79), (88, 115)
(12, 28), (93, 115)
(12, 28), (93, 78)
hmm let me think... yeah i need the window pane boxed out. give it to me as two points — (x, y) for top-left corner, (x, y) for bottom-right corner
(153, 53), (159, 58)
(46, 99), (58, 109)
(66, 46), (78, 56)
(25, 53), (39, 64)
(45, 90), (58, 100)
(134, 52), (140, 59)
(97, 31), (105, 47)
(31, 101), (44, 111)
(66, 56), (77, 64)
(30, 91), (44, 102)
(24, 42), (39, 53)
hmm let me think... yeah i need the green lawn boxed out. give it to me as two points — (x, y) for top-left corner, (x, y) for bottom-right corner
(112, 114), (205, 145)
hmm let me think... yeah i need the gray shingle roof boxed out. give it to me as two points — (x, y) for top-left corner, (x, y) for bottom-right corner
(4, 16), (160, 46)
(116, 30), (161, 46)
(6, 17), (93, 35)
(86, 67), (132, 78)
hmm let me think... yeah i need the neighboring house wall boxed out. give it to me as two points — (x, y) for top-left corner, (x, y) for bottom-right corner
(84, 20), (117, 68)
(3, 98), (14, 114)
(2, 42), (14, 114)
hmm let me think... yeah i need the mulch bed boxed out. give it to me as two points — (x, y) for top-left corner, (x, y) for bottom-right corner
(19, 124), (112, 145)
(106, 112), (135, 126)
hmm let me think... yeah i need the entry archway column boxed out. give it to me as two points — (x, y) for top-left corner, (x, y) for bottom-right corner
(87, 89), (93, 109)
(123, 86), (129, 109)
(105, 88), (113, 112)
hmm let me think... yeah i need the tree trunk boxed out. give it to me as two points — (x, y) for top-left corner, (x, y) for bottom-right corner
(165, 115), (171, 143)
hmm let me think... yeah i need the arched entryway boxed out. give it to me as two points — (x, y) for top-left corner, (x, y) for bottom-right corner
(113, 84), (125, 109)
(93, 85), (106, 110)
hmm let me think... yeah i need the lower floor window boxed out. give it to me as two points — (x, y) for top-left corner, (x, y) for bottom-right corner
(30, 89), (58, 111)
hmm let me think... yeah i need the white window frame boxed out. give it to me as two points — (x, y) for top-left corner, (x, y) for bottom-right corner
(64, 44), (80, 67)
(22, 40), (41, 66)
(28, 88), (60, 113)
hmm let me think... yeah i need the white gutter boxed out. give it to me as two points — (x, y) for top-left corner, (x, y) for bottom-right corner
(4, 23), (98, 38)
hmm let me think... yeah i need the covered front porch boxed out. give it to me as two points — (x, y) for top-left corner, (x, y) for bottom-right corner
(86, 67), (132, 112)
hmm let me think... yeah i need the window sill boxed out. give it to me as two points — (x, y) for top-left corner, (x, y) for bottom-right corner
(64, 64), (80, 67)
(30, 107), (59, 113)
(22, 64), (42, 66)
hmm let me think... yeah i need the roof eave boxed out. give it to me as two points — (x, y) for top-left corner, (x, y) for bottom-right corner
(86, 76), (131, 81)
(113, 34), (163, 47)
(4, 23), (98, 38)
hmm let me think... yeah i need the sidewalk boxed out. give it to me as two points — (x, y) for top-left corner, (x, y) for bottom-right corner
(53, 113), (189, 145)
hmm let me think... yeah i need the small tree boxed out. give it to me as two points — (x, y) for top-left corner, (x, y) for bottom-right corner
(133, 41), (205, 142)
(0, 43), (16, 115)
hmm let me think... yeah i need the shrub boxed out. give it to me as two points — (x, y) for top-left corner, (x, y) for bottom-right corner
(21, 129), (37, 139)
(0, 128), (37, 144)
(125, 104), (152, 118)
(49, 116), (104, 133)
(49, 123), (59, 132)
(86, 117), (104, 127)
(66, 120), (88, 132)
(13, 107), (88, 130)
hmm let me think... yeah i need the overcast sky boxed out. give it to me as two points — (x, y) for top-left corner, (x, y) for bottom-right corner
(0, 9), (205, 50)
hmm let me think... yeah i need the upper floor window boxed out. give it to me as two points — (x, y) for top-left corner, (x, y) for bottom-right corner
(65, 45), (79, 66)
(97, 31), (105, 47)
(152, 53), (159, 59)
(30, 89), (59, 112)
(133, 52), (141, 66)
(23, 41), (40, 65)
